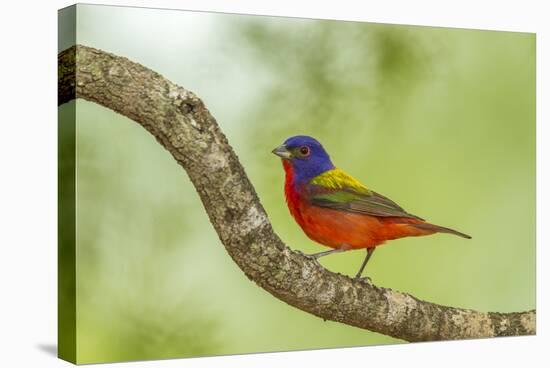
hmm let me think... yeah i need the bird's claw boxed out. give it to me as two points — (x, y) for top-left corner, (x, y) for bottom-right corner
(297, 251), (322, 264)
(303, 253), (317, 260)
(354, 275), (373, 284)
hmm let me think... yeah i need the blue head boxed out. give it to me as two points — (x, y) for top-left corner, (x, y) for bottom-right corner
(272, 135), (335, 183)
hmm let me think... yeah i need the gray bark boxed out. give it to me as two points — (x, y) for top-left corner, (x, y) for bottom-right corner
(58, 45), (536, 342)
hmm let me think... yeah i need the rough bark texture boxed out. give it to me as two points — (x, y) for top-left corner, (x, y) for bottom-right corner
(58, 45), (536, 342)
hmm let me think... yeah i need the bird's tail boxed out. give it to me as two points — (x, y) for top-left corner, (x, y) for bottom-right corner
(412, 222), (472, 239)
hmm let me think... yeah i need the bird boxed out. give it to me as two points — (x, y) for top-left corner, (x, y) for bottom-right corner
(272, 135), (471, 280)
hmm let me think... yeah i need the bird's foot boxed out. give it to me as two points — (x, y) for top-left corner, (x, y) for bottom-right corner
(297, 250), (322, 265)
(354, 275), (373, 284)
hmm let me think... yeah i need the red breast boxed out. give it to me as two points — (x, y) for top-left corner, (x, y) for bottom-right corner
(283, 160), (304, 225)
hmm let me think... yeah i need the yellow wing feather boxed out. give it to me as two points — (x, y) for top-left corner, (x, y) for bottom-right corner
(309, 168), (371, 195)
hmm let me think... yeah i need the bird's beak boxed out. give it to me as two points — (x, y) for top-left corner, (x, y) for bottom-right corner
(272, 144), (292, 159)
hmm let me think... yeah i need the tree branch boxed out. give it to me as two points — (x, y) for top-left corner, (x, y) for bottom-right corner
(58, 45), (535, 342)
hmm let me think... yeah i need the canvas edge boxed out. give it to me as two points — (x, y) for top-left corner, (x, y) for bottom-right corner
(58, 4), (77, 364)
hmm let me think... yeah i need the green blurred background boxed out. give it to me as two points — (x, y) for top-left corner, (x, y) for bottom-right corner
(59, 4), (535, 364)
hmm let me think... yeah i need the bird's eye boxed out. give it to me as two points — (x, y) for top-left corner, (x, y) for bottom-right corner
(299, 146), (310, 156)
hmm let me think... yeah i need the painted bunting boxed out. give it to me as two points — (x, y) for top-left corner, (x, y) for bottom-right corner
(272, 135), (471, 279)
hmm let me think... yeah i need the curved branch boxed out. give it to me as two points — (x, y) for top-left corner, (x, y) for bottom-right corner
(58, 45), (535, 342)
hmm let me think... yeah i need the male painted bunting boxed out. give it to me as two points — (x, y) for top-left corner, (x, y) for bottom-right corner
(272, 135), (471, 279)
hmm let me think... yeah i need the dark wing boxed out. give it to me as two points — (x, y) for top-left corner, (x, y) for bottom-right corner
(308, 185), (423, 220)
